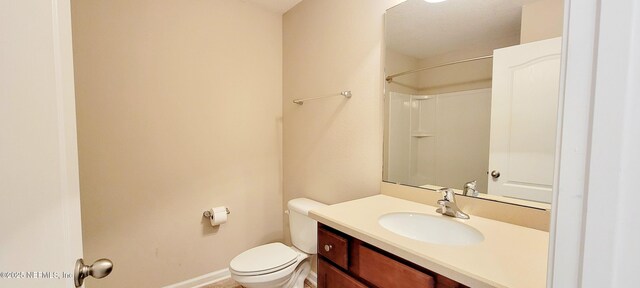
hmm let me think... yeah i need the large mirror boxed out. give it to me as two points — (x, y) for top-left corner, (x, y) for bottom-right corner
(383, 0), (564, 208)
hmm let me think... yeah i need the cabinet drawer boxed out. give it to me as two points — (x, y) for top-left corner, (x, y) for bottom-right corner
(351, 241), (435, 288)
(436, 275), (468, 288)
(318, 258), (367, 288)
(318, 227), (349, 269)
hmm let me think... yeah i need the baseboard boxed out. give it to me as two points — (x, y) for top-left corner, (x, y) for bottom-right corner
(307, 271), (317, 287)
(162, 268), (230, 288)
(163, 268), (317, 288)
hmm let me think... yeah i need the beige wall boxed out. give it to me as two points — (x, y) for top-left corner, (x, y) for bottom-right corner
(283, 0), (404, 211)
(521, 0), (564, 43)
(385, 48), (420, 93)
(282, 0), (404, 265)
(71, 1), (282, 287)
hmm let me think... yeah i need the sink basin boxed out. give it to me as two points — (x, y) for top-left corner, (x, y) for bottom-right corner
(378, 212), (484, 245)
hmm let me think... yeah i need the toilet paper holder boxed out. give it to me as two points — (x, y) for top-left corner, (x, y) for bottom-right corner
(203, 208), (231, 218)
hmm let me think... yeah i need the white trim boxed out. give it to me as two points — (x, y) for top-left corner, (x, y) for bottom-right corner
(306, 271), (318, 287)
(579, 0), (637, 286)
(549, 0), (640, 287)
(162, 268), (231, 288)
(547, 0), (599, 286)
(577, 1), (640, 287)
(162, 269), (317, 288)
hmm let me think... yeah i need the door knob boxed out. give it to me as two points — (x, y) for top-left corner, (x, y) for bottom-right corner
(490, 170), (501, 179)
(74, 258), (113, 287)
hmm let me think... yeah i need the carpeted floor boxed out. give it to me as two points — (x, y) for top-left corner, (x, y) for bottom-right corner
(200, 277), (313, 288)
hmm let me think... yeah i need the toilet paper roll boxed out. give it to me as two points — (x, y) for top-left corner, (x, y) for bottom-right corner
(209, 206), (228, 226)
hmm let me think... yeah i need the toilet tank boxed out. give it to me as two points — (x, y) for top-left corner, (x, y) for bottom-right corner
(288, 198), (326, 254)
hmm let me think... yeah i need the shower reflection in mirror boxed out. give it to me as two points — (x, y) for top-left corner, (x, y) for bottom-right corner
(383, 0), (564, 207)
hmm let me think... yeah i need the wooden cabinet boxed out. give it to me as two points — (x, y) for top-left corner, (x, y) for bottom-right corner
(318, 226), (349, 269)
(350, 239), (435, 288)
(317, 224), (467, 288)
(318, 258), (367, 288)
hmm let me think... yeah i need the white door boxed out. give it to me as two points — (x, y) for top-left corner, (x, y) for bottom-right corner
(1, 1), (87, 287)
(487, 37), (562, 203)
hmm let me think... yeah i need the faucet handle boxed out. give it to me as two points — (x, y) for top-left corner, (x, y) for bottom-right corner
(463, 180), (478, 196)
(439, 187), (456, 202)
(464, 180), (477, 189)
(436, 188), (470, 219)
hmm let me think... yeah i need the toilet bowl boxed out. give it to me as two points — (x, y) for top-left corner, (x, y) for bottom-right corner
(230, 243), (310, 288)
(229, 198), (325, 288)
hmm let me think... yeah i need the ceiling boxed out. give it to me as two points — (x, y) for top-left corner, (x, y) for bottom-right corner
(242, 0), (303, 14)
(386, 0), (539, 59)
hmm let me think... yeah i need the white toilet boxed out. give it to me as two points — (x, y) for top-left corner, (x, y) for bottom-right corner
(229, 198), (326, 288)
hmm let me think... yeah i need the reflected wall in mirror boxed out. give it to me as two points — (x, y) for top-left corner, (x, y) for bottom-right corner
(383, 0), (564, 207)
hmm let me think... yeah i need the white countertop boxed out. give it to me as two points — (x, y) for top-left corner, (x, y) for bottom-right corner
(309, 195), (549, 288)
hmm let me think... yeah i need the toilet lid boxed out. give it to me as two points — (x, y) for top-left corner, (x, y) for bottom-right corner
(230, 243), (299, 275)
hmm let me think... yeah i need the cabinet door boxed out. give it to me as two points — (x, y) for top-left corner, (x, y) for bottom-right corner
(488, 37), (562, 203)
(318, 258), (367, 288)
(350, 241), (435, 288)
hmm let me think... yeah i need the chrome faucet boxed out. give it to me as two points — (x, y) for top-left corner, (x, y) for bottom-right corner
(463, 180), (479, 197)
(436, 188), (470, 219)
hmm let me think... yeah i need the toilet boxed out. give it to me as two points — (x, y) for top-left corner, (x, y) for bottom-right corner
(229, 198), (326, 288)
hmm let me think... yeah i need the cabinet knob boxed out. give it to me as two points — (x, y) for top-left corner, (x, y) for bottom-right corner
(324, 244), (333, 252)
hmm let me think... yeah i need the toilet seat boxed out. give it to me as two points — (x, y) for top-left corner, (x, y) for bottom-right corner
(230, 243), (299, 276)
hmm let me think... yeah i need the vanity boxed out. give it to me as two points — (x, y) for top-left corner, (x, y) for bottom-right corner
(316, 223), (466, 288)
(310, 195), (549, 288)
